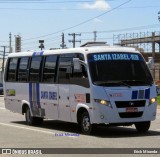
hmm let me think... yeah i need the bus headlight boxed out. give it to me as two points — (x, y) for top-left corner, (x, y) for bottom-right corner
(94, 99), (112, 108)
(149, 97), (157, 105)
(100, 100), (107, 105)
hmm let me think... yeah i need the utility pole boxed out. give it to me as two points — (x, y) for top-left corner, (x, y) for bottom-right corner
(60, 33), (66, 49)
(1, 46), (9, 72)
(158, 11), (160, 53)
(9, 32), (12, 53)
(158, 11), (160, 22)
(93, 31), (97, 42)
(68, 33), (81, 48)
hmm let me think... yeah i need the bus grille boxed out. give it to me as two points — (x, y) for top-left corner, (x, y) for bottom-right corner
(115, 100), (145, 118)
(119, 112), (143, 118)
(115, 100), (146, 108)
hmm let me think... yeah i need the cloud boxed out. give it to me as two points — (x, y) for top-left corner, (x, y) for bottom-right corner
(93, 18), (103, 23)
(82, 0), (111, 11)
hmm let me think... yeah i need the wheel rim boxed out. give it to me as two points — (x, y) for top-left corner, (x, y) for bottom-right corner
(82, 116), (90, 131)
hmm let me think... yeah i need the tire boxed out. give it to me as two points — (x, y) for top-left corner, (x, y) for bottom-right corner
(25, 107), (43, 126)
(135, 121), (151, 133)
(80, 112), (96, 135)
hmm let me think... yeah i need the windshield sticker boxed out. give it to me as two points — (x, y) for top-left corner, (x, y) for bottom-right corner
(74, 94), (86, 103)
(89, 53), (142, 62)
(6, 89), (15, 96)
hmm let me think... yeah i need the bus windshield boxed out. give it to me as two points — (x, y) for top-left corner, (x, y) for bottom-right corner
(87, 52), (153, 87)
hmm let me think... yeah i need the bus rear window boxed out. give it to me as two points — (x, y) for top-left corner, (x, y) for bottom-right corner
(7, 58), (18, 81)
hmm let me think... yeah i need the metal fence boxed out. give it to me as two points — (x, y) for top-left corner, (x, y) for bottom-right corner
(150, 68), (160, 81)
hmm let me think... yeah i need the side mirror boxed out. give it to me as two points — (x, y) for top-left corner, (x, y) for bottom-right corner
(147, 57), (154, 69)
(73, 58), (81, 71)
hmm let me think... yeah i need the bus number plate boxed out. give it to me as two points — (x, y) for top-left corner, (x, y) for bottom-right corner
(126, 107), (138, 112)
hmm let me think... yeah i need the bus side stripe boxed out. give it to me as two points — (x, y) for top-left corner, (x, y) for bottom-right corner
(29, 83), (33, 111)
(36, 83), (41, 108)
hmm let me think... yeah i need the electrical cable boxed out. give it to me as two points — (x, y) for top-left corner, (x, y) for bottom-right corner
(22, 0), (132, 41)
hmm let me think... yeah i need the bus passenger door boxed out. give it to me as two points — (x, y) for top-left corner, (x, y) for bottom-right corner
(40, 55), (59, 120)
(58, 57), (72, 122)
(58, 84), (70, 121)
(40, 84), (59, 120)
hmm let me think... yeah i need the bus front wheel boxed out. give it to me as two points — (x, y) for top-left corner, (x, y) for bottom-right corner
(135, 121), (151, 133)
(81, 112), (96, 135)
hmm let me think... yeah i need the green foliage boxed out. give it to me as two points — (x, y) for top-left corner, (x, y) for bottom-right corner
(157, 95), (160, 105)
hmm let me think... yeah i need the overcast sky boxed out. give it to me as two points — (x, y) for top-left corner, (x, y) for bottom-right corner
(0, 0), (160, 51)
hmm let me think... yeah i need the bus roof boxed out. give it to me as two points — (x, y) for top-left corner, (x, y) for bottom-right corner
(7, 45), (140, 58)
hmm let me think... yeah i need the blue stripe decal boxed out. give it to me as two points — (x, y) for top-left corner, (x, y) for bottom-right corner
(36, 83), (41, 108)
(145, 88), (150, 99)
(32, 51), (44, 56)
(132, 91), (138, 99)
(40, 51), (44, 55)
(32, 52), (36, 56)
(29, 83), (33, 111)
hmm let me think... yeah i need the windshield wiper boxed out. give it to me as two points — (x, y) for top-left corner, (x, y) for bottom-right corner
(94, 80), (131, 88)
(124, 80), (152, 86)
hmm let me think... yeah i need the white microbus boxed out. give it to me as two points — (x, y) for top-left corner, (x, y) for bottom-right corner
(4, 43), (157, 135)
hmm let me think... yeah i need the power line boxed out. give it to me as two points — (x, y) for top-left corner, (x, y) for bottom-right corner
(0, 7), (87, 11)
(0, 0), (96, 3)
(79, 24), (160, 34)
(22, 0), (132, 41)
(81, 37), (113, 41)
(0, 6), (160, 11)
(68, 33), (81, 48)
(22, 40), (61, 50)
(22, 35), (61, 45)
(0, 40), (9, 43)
(0, 0), (118, 2)
(120, 6), (160, 9)
(0, 23), (159, 44)
(0, 0), (44, 1)
(22, 37), (61, 48)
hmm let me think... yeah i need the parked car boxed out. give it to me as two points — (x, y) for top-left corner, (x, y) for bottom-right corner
(0, 83), (3, 95)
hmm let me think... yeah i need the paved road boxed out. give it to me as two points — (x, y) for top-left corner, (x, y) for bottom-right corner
(0, 96), (160, 157)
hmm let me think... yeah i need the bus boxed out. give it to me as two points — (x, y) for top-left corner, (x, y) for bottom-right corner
(4, 42), (157, 135)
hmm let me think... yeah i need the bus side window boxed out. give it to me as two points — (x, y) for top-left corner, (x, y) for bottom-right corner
(58, 57), (72, 84)
(29, 56), (42, 82)
(7, 58), (18, 82)
(42, 55), (57, 83)
(17, 57), (29, 82)
(70, 64), (89, 88)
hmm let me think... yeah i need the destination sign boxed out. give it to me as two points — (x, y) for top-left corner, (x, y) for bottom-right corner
(88, 53), (142, 62)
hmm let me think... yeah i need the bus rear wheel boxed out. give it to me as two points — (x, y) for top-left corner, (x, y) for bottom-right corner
(135, 121), (150, 133)
(81, 112), (96, 135)
(25, 107), (43, 126)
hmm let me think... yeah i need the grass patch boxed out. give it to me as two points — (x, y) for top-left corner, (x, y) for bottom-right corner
(157, 95), (160, 105)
